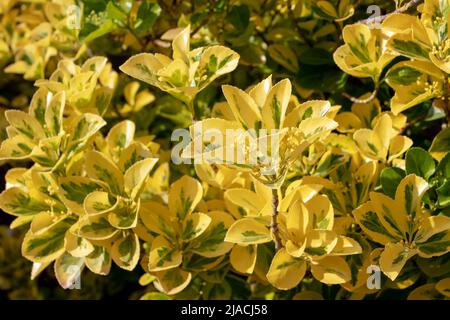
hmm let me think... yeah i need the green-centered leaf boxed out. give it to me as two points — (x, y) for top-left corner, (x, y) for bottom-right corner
(225, 217), (271, 245)
(124, 158), (158, 199)
(85, 245), (112, 275)
(148, 235), (182, 271)
(54, 252), (85, 289)
(266, 248), (307, 290)
(22, 217), (73, 263)
(111, 232), (140, 270)
(85, 151), (124, 195)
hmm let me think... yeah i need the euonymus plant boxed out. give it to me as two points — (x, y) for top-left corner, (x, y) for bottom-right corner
(0, 0), (449, 300)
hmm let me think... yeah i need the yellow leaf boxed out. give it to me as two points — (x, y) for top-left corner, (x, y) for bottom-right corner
(85, 245), (112, 275)
(78, 214), (118, 240)
(224, 188), (265, 216)
(153, 268), (192, 295)
(261, 79), (291, 130)
(380, 242), (416, 281)
(286, 199), (310, 242)
(311, 256), (351, 284)
(83, 191), (118, 215)
(148, 235), (182, 271)
(119, 53), (167, 88)
(106, 120), (136, 160)
(181, 212), (211, 241)
(305, 195), (334, 230)
(335, 112), (362, 133)
(368, 191), (407, 239)
(85, 151), (124, 195)
(222, 84), (261, 129)
(436, 278), (450, 298)
(5, 109), (46, 141)
(353, 202), (401, 245)
(124, 158), (158, 199)
(388, 135), (413, 161)
(266, 248), (306, 290)
(140, 201), (176, 239)
(65, 223), (94, 258)
(172, 26), (190, 63)
(298, 117), (337, 143)
(225, 217), (271, 245)
(331, 236), (362, 256)
(110, 232), (140, 270)
(280, 183), (323, 212)
(395, 174), (429, 219)
(230, 244), (257, 274)
(168, 176), (203, 220)
(118, 142), (152, 173)
(54, 252), (85, 289)
(196, 45), (239, 90)
(248, 75), (272, 109)
(305, 229), (338, 258)
(192, 211), (234, 258)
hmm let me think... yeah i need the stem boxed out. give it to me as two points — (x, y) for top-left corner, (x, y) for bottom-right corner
(271, 188), (282, 251)
(434, 76), (450, 127)
(342, 87), (378, 104)
(442, 76), (450, 125)
(359, 0), (422, 25)
(188, 99), (198, 122)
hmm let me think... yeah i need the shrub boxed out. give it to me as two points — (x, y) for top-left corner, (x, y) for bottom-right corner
(0, 0), (449, 300)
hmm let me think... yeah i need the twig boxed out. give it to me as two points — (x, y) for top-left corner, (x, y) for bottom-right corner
(444, 76), (450, 124)
(342, 87), (378, 104)
(271, 188), (282, 251)
(435, 76), (450, 125)
(359, 0), (422, 25)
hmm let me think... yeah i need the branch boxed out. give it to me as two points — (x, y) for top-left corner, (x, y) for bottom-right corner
(271, 188), (282, 251)
(342, 87), (378, 104)
(435, 76), (450, 125)
(359, 0), (422, 25)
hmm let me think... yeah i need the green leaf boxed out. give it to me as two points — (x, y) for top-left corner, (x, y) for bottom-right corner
(436, 153), (450, 179)
(83, 20), (117, 43)
(298, 48), (333, 66)
(437, 180), (450, 207)
(406, 147), (436, 180)
(386, 66), (422, 86)
(227, 5), (250, 33)
(296, 64), (346, 91)
(380, 167), (406, 198)
(134, 2), (161, 35)
(106, 1), (128, 26)
(430, 128), (450, 160)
